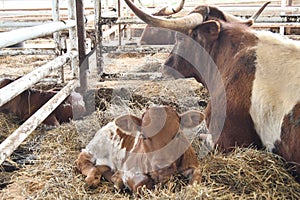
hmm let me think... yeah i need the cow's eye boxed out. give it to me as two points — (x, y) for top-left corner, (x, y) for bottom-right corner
(192, 31), (198, 38)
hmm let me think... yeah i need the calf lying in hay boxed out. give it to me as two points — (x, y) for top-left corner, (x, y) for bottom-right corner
(76, 105), (204, 193)
(0, 78), (86, 127)
(1, 108), (300, 198)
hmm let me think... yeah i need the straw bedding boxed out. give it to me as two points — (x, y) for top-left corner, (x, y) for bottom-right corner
(1, 104), (300, 199)
(1, 53), (300, 199)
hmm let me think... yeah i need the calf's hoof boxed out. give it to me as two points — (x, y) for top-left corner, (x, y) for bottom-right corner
(85, 175), (101, 188)
(111, 172), (125, 190)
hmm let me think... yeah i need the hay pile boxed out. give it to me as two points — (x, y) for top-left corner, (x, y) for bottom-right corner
(1, 108), (300, 200)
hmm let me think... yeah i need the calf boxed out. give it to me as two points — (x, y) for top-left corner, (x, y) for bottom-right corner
(76, 105), (204, 192)
(0, 78), (86, 126)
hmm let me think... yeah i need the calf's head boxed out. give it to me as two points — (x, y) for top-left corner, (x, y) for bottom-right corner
(53, 91), (86, 123)
(116, 105), (204, 150)
(116, 105), (204, 173)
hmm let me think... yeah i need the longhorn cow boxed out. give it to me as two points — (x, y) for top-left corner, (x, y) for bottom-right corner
(124, 0), (300, 181)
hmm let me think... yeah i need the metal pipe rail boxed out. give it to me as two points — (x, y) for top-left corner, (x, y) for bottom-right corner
(0, 79), (79, 165)
(0, 51), (77, 108)
(0, 20), (76, 48)
(0, 49), (57, 56)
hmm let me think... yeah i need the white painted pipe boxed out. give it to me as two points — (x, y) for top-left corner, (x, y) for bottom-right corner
(253, 22), (300, 28)
(220, 6), (299, 13)
(0, 51), (77, 107)
(0, 21), (50, 28)
(0, 49), (56, 56)
(0, 20), (76, 48)
(0, 79), (79, 165)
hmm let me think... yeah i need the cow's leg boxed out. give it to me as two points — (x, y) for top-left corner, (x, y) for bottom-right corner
(76, 152), (109, 188)
(149, 162), (177, 183)
(42, 114), (60, 127)
(126, 174), (154, 193)
(112, 171), (154, 193)
(84, 165), (113, 188)
(189, 168), (201, 184)
(181, 167), (201, 184)
(276, 103), (300, 181)
(98, 165), (114, 181)
(84, 166), (102, 187)
(111, 170), (125, 190)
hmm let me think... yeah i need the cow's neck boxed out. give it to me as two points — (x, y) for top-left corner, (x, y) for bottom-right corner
(205, 28), (263, 149)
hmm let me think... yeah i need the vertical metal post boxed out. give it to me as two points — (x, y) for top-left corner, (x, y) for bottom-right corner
(280, 0), (287, 35)
(118, 0), (122, 46)
(95, 0), (103, 74)
(286, 0), (293, 35)
(76, 0), (87, 91)
(52, 0), (64, 83)
(52, 0), (60, 55)
(68, 0), (77, 78)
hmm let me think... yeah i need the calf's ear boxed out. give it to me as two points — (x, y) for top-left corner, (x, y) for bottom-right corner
(180, 111), (205, 128)
(115, 115), (142, 133)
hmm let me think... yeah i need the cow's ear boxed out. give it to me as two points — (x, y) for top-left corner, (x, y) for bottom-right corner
(242, 19), (254, 26)
(180, 111), (205, 128)
(192, 20), (221, 42)
(115, 115), (142, 132)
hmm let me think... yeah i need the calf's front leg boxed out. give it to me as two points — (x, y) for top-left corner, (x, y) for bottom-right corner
(76, 151), (112, 188)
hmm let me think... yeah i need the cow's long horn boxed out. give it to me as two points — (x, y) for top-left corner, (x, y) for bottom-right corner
(250, 1), (271, 20)
(153, 0), (185, 16)
(224, 1), (270, 25)
(123, 0), (204, 33)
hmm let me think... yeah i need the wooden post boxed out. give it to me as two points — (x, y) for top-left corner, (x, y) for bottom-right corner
(75, 0), (88, 91)
(95, 0), (103, 74)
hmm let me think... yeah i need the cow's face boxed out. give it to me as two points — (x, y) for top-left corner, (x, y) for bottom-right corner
(67, 92), (86, 118)
(160, 7), (246, 84)
(0, 78), (13, 88)
(123, 0), (269, 84)
(163, 20), (258, 87)
(162, 20), (222, 86)
(51, 91), (86, 124)
(0, 78), (14, 110)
